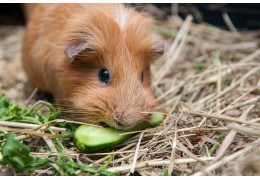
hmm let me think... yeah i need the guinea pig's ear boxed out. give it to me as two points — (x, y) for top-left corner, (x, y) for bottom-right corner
(64, 42), (91, 61)
(150, 42), (164, 60)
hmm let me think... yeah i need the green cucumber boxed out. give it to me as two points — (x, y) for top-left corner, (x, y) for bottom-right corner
(74, 113), (164, 153)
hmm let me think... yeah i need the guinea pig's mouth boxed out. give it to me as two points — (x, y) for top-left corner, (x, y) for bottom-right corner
(99, 121), (117, 129)
(99, 120), (134, 130)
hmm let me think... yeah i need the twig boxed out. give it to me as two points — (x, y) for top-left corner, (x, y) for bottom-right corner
(222, 13), (239, 34)
(25, 87), (38, 107)
(167, 139), (177, 175)
(83, 149), (148, 156)
(218, 87), (257, 114)
(154, 15), (193, 86)
(221, 96), (259, 112)
(43, 136), (58, 153)
(36, 167), (53, 176)
(215, 105), (255, 161)
(0, 126), (72, 138)
(94, 142), (137, 165)
(204, 66), (260, 105)
(130, 131), (144, 174)
(227, 123), (260, 136)
(51, 163), (64, 176)
(0, 134), (30, 143)
(177, 140), (204, 162)
(186, 63), (259, 80)
(240, 49), (260, 63)
(168, 119), (178, 175)
(0, 121), (66, 132)
(189, 111), (260, 128)
(192, 138), (260, 176)
(107, 157), (215, 173)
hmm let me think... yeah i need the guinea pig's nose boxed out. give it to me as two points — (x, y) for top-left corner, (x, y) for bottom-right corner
(114, 118), (130, 130)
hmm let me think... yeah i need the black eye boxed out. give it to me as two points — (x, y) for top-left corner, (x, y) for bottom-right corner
(98, 68), (110, 85)
(141, 71), (144, 83)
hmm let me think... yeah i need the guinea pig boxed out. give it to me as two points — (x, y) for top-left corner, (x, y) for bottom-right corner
(22, 4), (164, 130)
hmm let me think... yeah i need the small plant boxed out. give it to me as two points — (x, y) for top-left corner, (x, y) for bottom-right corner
(0, 94), (118, 176)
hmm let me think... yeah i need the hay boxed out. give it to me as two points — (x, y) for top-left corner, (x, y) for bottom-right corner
(0, 7), (259, 176)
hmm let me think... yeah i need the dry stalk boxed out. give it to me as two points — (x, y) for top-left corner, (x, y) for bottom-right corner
(222, 96), (259, 112)
(25, 87), (38, 107)
(227, 123), (260, 136)
(0, 134), (30, 143)
(202, 66), (260, 105)
(42, 136), (58, 153)
(189, 111), (260, 128)
(192, 138), (260, 176)
(222, 13), (239, 34)
(168, 126), (178, 175)
(83, 149), (148, 156)
(218, 87), (257, 114)
(176, 140), (204, 162)
(130, 131), (144, 174)
(94, 142), (137, 165)
(215, 105), (255, 161)
(0, 121), (66, 132)
(107, 157), (215, 173)
(154, 15), (193, 86)
(186, 63), (259, 80)
(0, 126), (72, 138)
(240, 49), (260, 63)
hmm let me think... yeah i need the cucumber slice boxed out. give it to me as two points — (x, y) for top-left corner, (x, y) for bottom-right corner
(74, 113), (164, 152)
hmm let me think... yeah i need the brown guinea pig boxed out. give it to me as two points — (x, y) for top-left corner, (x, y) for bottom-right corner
(22, 4), (164, 130)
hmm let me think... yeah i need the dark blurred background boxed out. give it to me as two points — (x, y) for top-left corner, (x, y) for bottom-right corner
(0, 3), (260, 30)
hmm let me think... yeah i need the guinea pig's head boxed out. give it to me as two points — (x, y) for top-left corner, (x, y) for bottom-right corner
(59, 4), (164, 130)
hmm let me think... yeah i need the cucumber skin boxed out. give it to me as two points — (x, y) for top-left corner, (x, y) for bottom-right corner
(74, 126), (129, 153)
(74, 113), (164, 153)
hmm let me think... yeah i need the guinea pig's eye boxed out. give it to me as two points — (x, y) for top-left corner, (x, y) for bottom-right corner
(141, 71), (144, 83)
(98, 68), (110, 85)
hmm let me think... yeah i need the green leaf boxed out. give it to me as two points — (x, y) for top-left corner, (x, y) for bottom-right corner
(55, 156), (119, 176)
(78, 164), (98, 174)
(95, 153), (119, 175)
(56, 157), (77, 176)
(98, 153), (114, 171)
(162, 164), (169, 176)
(209, 134), (225, 156)
(98, 169), (119, 176)
(1, 133), (49, 172)
(0, 94), (61, 125)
